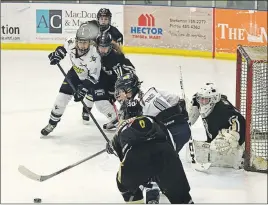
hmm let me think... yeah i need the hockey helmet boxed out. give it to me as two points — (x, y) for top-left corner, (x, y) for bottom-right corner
(196, 83), (221, 118)
(123, 99), (143, 120)
(96, 32), (112, 56)
(97, 8), (112, 31)
(75, 24), (94, 55)
(115, 73), (142, 103)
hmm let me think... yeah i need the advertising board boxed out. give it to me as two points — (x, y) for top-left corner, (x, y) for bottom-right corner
(215, 9), (267, 54)
(124, 6), (213, 51)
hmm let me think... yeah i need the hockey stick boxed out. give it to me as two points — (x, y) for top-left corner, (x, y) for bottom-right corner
(18, 149), (106, 182)
(179, 66), (211, 171)
(56, 63), (110, 143)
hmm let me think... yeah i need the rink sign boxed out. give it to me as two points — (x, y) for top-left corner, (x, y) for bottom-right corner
(130, 14), (163, 40)
(124, 6), (213, 51)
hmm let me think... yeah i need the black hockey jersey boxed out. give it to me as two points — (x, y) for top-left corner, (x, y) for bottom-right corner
(101, 49), (135, 80)
(85, 20), (123, 44)
(192, 94), (245, 145)
(111, 116), (170, 161)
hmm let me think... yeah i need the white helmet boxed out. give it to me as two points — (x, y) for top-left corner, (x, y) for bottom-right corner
(196, 83), (221, 118)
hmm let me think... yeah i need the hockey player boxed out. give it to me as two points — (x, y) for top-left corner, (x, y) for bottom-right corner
(106, 102), (194, 204)
(188, 83), (246, 168)
(84, 8), (123, 51)
(114, 73), (191, 203)
(115, 73), (191, 152)
(82, 32), (135, 129)
(40, 24), (115, 136)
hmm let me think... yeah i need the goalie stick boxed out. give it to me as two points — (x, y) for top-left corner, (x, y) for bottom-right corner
(179, 66), (211, 171)
(18, 149), (106, 182)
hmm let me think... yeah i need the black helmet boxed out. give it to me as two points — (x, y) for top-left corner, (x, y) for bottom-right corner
(96, 32), (112, 56)
(97, 8), (112, 31)
(123, 99), (143, 120)
(115, 73), (142, 102)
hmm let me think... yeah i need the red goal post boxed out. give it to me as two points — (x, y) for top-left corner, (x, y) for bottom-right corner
(236, 45), (267, 173)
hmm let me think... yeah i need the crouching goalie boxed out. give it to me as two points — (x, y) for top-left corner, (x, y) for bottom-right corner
(188, 83), (245, 169)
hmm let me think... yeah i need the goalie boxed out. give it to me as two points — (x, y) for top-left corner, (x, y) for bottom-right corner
(188, 83), (246, 169)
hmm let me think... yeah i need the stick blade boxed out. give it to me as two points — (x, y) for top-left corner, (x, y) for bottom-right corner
(18, 165), (42, 182)
(192, 162), (212, 171)
(192, 162), (211, 171)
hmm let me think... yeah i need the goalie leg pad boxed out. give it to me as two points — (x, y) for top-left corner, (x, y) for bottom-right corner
(193, 140), (244, 169)
(210, 129), (240, 154)
(210, 143), (244, 169)
(192, 140), (211, 163)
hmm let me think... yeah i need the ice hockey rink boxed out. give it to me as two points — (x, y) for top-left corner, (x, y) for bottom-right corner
(1, 50), (267, 203)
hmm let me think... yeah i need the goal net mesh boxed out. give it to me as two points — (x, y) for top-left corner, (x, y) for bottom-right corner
(236, 45), (267, 172)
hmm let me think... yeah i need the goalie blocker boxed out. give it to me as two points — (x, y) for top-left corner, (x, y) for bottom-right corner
(188, 83), (246, 169)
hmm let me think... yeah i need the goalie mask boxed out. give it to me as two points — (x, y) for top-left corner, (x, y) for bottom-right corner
(196, 83), (221, 118)
(115, 73), (142, 103)
(75, 24), (92, 56)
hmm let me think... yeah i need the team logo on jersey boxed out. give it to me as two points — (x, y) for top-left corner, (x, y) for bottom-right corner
(73, 65), (84, 74)
(139, 120), (145, 128)
(90, 55), (97, 62)
(79, 62), (87, 68)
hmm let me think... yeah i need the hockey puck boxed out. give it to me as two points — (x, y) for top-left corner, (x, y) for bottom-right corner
(34, 198), (42, 203)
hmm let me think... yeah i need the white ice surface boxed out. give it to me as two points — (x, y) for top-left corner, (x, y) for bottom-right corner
(1, 50), (267, 203)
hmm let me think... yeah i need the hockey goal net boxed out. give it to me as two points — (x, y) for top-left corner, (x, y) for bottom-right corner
(236, 45), (267, 173)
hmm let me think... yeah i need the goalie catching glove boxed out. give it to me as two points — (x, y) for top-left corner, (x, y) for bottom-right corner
(210, 129), (240, 154)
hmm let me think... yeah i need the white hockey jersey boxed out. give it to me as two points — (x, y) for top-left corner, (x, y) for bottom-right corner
(64, 37), (101, 83)
(139, 87), (180, 116)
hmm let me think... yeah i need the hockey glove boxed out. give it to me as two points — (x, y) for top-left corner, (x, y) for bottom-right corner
(210, 129), (239, 154)
(106, 141), (115, 154)
(48, 46), (67, 65)
(74, 84), (88, 102)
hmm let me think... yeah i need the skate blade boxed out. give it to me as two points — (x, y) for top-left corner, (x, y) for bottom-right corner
(103, 128), (117, 132)
(83, 120), (90, 125)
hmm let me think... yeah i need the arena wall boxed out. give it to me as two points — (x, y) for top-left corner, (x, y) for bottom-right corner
(1, 3), (267, 60)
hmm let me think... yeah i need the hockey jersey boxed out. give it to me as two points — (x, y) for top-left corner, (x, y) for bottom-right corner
(189, 94), (245, 145)
(101, 49), (135, 78)
(137, 87), (188, 127)
(111, 115), (171, 160)
(85, 20), (123, 44)
(64, 37), (102, 83)
(140, 87), (179, 117)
